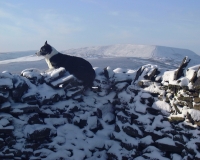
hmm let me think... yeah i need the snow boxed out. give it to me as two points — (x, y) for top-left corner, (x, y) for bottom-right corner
(156, 137), (176, 146)
(141, 92), (151, 98)
(23, 124), (56, 138)
(0, 118), (10, 127)
(152, 100), (171, 115)
(143, 150), (170, 160)
(171, 154), (182, 160)
(145, 115), (171, 132)
(21, 68), (42, 78)
(0, 44), (199, 74)
(0, 55), (43, 64)
(42, 67), (67, 82)
(0, 77), (13, 89)
(188, 109), (200, 121)
(139, 135), (154, 145)
(36, 83), (65, 102)
(62, 44), (200, 65)
(0, 44), (200, 159)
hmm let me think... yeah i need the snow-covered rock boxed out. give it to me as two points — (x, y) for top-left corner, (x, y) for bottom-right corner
(0, 58), (199, 159)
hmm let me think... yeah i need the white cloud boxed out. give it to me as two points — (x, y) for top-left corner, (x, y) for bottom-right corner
(1, 1), (23, 9)
(0, 5), (85, 51)
(0, 2), (84, 35)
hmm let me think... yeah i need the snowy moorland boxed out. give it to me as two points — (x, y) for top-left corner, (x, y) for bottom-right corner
(0, 44), (200, 73)
(0, 44), (200, 159)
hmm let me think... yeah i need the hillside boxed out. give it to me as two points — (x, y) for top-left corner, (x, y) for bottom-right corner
(0, 44), (200, 75)
(0, 51), (36, 61)
(1, 44), (199, 66)
(0, 57), (200, 159)
(62, 44), (200, 66)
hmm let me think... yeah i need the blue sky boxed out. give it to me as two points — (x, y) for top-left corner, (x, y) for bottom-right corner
(0, 0), (200, 54)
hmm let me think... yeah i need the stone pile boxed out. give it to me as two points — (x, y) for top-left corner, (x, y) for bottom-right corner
(0, 59), (199, 160)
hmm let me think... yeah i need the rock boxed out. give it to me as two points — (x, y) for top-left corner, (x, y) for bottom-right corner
(22, 148), (34, 159)
(122, 125), (142, 138)
(144, 68), (158, 81)
(114, 82), (129, 92)
(143, 131), (164, 142)
(0, 63), (200, 159)
(114, 124), (121, 132)
(178, 96), (193, 102)
(42, 67), (67, 83)
(146, 107), (160, 115)
(44, 118), (67, 127)
(173, 135), (185, 144)
(194, 97), (200, 103)
(33, 148), (53, 158)
(104, 66), (114, 80)
(133, 67), (144, 83)
(5, 136), (16, 147)
(93, 75), (111, 96)
(107, 153), (118, 160)
(134, 102), (147, 114)
(87, 117), (103, 133)
(116, 111), (131, 124)
(21, 93), (38, 105)
(195, 121), (200, 126)
(156, 137), (184, 153)
(123, 109), (139, 123)
(11, 103), (40, 115)
(0, 101), (11, 112)
(0, 138), (5, 149)
(194, 75), (200, 87)
(168, 84), (181, 94)
(173, 104), (181, 114)
(121, 141), (136, 151)
(51, 74), (77, 88)
(146, 97), (155, 107)
(169, 116), (185, 123)
(193, 104), (200, 110)
(103, 112), (115, 124)
(126, 85), (139, 97)
(0, 77), (13, 90)
(0, 96), (7, 105)
(97, 103), (114, 120)
(2, 149), (21, 159)
(36, 83), (65, 105)
(21, 68), (43, 85)
(138, 136), (154, 151)
(73, 118), (87, 129)
(0, 154), (14, 160)
(0, 126), (14, 136)
(28, 113), (43, 124)
(24, 125), (56, 141)
(12, 80), (29, 102)
(63, 112), (74, 123)
(137, 80), (153, 88)
(186, 112), (195, 125)
(66, 86), (84, 98)
(0, 88), (10, 100)
(174, 57), (190, 80)
(40, 107), (57, 118)
(189, 67), (200, 84)
(107, 143), (123, 160)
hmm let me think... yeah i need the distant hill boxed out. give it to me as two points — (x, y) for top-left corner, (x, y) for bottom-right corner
(1, 44), (200, 67)
(0, 50), (36, 61)
(62, 44), (200, 66)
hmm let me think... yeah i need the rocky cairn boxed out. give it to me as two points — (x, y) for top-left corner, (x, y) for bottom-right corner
(0, 57), (199, 160)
